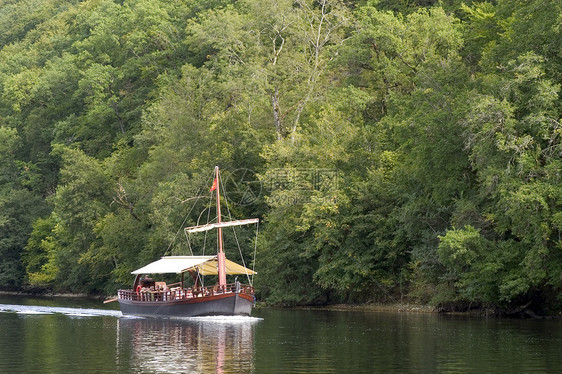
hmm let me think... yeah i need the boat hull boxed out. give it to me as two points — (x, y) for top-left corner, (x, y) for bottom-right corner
(118, 292), (254, 318)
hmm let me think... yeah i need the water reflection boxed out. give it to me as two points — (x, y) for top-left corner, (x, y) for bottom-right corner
(116, 317), (258, 374)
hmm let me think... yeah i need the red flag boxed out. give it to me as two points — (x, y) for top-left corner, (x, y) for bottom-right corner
(210, 177), (217, 192)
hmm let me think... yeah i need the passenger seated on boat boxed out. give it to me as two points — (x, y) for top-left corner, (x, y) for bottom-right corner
(169, 287), (177, 300)
(212, 284), (222, 295)
(141, 276), (155, 289)
(154, 282), (169, 300)
(186, 287), (193, 298)
(171, 287), (181, 300)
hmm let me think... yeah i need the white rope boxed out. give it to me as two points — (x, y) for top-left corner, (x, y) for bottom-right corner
(184, 229), (194, 256)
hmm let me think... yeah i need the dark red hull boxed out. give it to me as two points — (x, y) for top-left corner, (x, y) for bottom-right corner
(118, 292), (254, 318)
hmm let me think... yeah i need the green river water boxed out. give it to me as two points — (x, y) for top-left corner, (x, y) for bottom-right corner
(0, 296), (560, 373)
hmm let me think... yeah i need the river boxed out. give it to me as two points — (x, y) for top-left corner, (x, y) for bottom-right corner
(0, 296), (560, 373)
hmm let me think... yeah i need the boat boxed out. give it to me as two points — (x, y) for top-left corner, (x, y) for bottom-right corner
(117, 166), (257, 318)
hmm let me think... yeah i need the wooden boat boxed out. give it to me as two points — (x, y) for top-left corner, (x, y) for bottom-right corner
(117, 167), (257, 318)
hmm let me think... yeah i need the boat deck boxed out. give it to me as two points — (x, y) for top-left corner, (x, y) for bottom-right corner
(118, 282), (254, 302)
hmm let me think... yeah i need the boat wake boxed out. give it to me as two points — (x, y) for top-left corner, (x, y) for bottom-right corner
(0, 304), (123, 317)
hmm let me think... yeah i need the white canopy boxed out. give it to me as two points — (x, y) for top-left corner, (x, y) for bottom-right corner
(131, 255), (257, 276)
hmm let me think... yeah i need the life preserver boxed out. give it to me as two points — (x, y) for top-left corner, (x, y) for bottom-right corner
(136, 285), (142, 294)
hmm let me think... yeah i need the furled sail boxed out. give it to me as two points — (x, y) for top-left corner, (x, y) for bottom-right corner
(185, 218), (259, 233)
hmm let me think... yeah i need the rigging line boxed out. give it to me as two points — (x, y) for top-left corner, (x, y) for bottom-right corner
(204, 168), (217, 256)
(214, 167), (224, 257)
(184, 229), (194, 256)
(164, 184), (206, 256)
(220, 171), (256, 286)
(186, 169), (216, 256)
(196, 269), (204, 290)
(230, 222), (252, 285)
(251, 221), (259, 286)
(217, 168), (229, 257)
(202, 187), (214, 256)
(218, 170), (239, 245)
(219, 171), (235, 221)
(165, 169), (215, 256)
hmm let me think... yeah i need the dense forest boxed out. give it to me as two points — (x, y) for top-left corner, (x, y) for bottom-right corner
(0, 0), (560, 314)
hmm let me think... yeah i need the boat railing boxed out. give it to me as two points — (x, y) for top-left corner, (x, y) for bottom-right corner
(118, 283), (254, 302)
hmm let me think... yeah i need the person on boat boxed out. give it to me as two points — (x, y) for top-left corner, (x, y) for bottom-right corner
(141, 276), (155, 289)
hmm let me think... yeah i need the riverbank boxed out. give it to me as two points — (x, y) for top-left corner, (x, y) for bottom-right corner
(259, 301), (562, 318)
(254, 301), (436, 314)
(322, 303), (562, 318)
(323, 303), (436, 313)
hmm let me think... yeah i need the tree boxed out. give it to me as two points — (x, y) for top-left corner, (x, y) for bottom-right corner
(27, 146), (113, 292)
(185, 0), (352, 141)
(452, 52), (562, 310)
(0, 127), (49, 289)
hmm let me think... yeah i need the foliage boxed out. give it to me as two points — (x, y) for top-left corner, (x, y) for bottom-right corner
(0, 0), (560, 313)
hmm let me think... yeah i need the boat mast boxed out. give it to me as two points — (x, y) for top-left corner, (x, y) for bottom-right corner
(214, 166), (227, 291)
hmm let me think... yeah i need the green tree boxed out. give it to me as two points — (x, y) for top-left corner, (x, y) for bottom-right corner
(453, 52), (562, 309)
(0, 127), (49, 288)
(28, 147), (113, 292)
